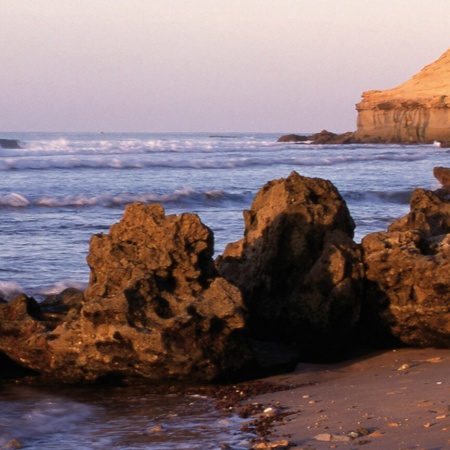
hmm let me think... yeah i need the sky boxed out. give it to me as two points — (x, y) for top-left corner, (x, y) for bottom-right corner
(1, 1), (449, 133)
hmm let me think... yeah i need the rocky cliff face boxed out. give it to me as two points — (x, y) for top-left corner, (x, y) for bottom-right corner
(355, 48), (450, 143)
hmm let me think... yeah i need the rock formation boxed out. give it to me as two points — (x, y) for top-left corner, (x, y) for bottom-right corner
(361, 172), (450, 347)
(277, 131), (357, 145)
(0, 138), (21, 149)
(433, 166), (450, 190)
(355, 48), (450, 144)
(277, 134), (310, 143)
(0, 203), (251, 383)
(217, 171), (364, 361)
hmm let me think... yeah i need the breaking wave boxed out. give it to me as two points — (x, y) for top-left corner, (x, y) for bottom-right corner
(0, 189), (249, 209)
(0, 150), (428, 172)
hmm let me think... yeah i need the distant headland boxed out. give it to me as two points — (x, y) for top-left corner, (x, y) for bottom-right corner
(280, 47), (450, 146)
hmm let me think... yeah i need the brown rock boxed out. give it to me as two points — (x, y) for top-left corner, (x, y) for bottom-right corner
(433, 166), (450, 189)
(217, 171), (363, 361)
(309, 130), (356, 145)
(277, 134), (309, 143)
(361, 187), (450, 347)
(0, 203), (251, 383)
(355, 48), (450, 143)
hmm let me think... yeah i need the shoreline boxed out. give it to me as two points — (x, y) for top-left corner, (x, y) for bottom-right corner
(239, 347), (450, 449)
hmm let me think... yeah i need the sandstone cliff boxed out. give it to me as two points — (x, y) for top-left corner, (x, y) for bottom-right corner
(355, 48), (450, 143)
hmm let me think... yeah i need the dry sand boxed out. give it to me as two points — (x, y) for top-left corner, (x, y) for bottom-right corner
(246, 347), (450, 450)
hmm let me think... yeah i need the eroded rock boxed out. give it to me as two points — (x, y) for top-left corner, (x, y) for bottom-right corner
(217, 171), (363, 361)
(0, 203), (251, 383)
(361, 186), (450, 347)
(433, 166), (450, 189)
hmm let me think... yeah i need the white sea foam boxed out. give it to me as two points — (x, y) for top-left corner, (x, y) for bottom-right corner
(0, 193), (29, 207)
(0, 281), (24, 299)
(39, 280), (87, 297)
(0, 189), (236, 209)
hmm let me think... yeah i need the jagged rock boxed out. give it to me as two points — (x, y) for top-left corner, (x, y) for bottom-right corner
(0, 203), (251, 383)
(0, 138), (21, 149)
(355, 48), (450, 143)
(277, 134), (309, 143)
(217, 171), (363, 361)
(433, 166), (450, 189)
(361, 187), (450, 347)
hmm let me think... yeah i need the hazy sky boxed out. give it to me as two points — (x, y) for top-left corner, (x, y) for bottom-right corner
(1, 1), (449, 133)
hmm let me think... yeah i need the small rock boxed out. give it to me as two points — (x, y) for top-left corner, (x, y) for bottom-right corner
(433, 166), (450, 189)
(147, 425), (165, 433)
(5, 439), (23, 449)
(314, 433), (351, 442)
(251, 440), (292, 449)
(263, 406), (283, 417)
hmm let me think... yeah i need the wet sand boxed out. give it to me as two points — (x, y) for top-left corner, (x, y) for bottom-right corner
(244, 347), (450, 449)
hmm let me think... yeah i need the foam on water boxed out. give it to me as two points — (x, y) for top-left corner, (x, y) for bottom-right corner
(0, 189), (245, 209)
(0, 383), (252, 449)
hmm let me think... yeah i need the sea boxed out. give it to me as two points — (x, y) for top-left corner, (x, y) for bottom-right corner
(0, 131), (448, 448)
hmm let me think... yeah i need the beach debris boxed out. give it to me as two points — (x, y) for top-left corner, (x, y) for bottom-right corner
(397, 363), (411, 371)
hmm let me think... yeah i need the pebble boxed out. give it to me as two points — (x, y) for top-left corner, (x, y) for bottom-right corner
(147, 425), (165, 433)
(314, 433), (351, 442)
(251, 440), (292, 449)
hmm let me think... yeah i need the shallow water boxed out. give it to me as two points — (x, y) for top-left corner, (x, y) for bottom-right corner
(0, 381), (251, 449)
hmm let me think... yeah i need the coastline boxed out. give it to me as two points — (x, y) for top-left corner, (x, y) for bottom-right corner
(239, 347), (450, 449)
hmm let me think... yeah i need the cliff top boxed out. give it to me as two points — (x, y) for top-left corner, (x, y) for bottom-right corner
(360, 48), (450, 103)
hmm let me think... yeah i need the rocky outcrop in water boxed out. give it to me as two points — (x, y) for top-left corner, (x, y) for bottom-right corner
(0, 204), (251, 383)
(355, 48), (450, 144)
(0, 139), (21, 149)
(361, 170), (450, 347)
(277, 130), (357, 145)
(217, 171), (364, 361)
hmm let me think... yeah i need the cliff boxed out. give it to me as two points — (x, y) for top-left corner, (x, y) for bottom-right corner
(355, 48), (450, 143)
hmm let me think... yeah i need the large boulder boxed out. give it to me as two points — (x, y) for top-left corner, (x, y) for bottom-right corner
(0, 203), (251, 383)
(361, 183), (450, 347)
(217, 171), (363, 361)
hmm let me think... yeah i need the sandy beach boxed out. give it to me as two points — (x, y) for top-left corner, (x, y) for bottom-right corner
(244, 347), (450, 449)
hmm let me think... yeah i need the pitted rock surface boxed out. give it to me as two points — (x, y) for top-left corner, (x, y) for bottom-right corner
(0, 203), (250, 382)
(217, 171), (363, 360)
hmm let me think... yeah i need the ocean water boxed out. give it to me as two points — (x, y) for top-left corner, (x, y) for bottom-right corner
(0, 132), (448, 448)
